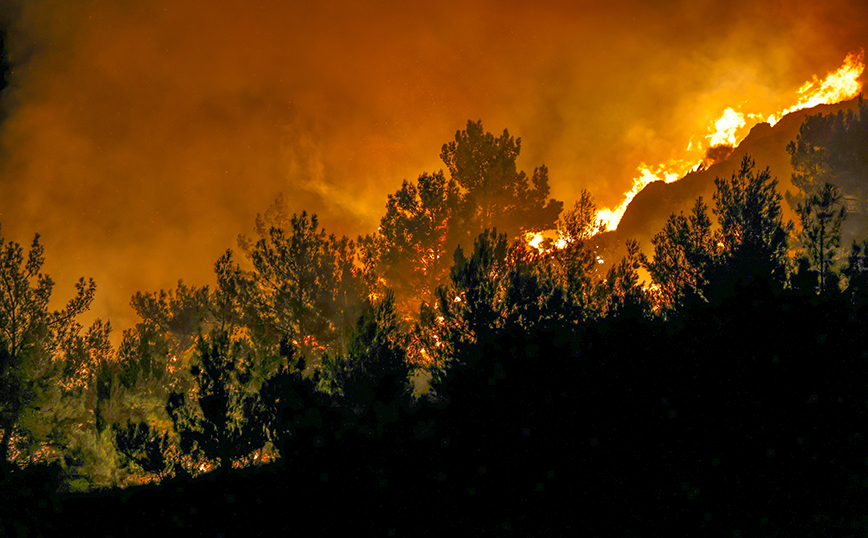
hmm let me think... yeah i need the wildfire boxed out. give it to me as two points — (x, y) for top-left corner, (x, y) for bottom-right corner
(292, 334), (325, 351)
(595, 163), (682, 232)
(768, 50), (865, 126)
(524, 230), (569, 253)
(707, 107), (746, 147)
(527, 231), (545, 250)
(594, 50), (865, 232)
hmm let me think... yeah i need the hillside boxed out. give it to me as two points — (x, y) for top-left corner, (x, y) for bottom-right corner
(609, 97), (865, 254)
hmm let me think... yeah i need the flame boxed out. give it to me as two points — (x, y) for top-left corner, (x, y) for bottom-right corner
(524, 230), (570, 253)
(596, 163), (682, 231)
(707, 107), (746, 147)
(768, 50), (865, 126)
(593, 50), (865, 232)
(526, 231), (545, 250)
(291, 335), (325, 351)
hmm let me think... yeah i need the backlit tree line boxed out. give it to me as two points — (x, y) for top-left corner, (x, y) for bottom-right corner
(1, 100), (868, 503)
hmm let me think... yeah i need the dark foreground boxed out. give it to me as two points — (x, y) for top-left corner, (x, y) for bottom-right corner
(3, 287), (868, 537)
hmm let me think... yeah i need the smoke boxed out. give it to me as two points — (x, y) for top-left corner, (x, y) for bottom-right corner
(0, 0), (866, 337)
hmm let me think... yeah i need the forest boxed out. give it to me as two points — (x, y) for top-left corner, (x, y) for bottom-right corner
(2, 100), (868, 536)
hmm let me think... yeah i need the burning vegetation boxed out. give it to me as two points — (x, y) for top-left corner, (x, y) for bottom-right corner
(595, 51), (865, 232)
(2, 51), (868, 536)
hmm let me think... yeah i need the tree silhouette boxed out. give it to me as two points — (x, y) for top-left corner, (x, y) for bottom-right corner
(711, 154), (793, 289)
(253, 339), (324, 461)
(599, 239), (649, 319)
(796, 182), (847, 293)
(359, 171), (463, 316)
(112, 419), (170, 476)
(787, 96), (868, 243)
(645, 197), (716, 311)
(239, 201), (365, 365)
(550, 189), (607, 315)
(438, 229), (510, 357)
(365, 121), (563, 318)
(332, 292), (411, 415)
(441, 120), (562, 239)
(166, 331), (266, 473)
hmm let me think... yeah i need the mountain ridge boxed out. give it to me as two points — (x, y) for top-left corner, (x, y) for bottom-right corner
(605, 97), (864, 256)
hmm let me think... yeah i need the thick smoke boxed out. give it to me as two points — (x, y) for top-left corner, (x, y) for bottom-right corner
(0, 0), (866, 337)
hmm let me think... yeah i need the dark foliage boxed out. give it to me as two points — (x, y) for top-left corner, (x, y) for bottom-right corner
(166, 331), (267, 473)
(3, 121), (868, 537)
(112, 420), (170, 475)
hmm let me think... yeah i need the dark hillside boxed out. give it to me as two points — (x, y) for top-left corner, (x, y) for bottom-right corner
(615, 98), (865, 250)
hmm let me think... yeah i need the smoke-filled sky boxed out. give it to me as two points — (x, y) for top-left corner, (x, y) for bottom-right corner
(0, 0), (867, 337)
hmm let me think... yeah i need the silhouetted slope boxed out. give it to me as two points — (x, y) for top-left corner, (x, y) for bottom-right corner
(3, 283), (868, 536)
(614, 97), (864, 250)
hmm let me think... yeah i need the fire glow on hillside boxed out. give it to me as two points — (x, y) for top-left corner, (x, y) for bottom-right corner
(593, 50), (866, 233)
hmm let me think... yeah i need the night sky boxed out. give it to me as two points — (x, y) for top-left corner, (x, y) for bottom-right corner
(0, 0), (866, 337)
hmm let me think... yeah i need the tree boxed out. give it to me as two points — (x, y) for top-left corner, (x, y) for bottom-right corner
(559, 189), (607, 246)
(843, 239), (868, 308)
(598, 239), (650, 319)
(795, 182), (847, 293)
(360, 171), (463, 316)
(0, 226), (99, 477)
(112, 419), (170, 477)
(166, 331), (266, 473)
(645, 197), (716, 310)
(254, 339), (322, 461)
(441, 120), (562, 239)
(441, 229), (510, 348)
(712, 155), (792, 286)
(365, 121), (563, 318)
(787, 96), (868, 244)
(127, 280), (211, 371)
(328, 292), (412, 433)
(551, 190), (607, 314)
(239, 198), (365, 365)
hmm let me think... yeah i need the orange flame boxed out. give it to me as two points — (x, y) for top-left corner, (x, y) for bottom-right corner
(524, 230), (569, 253)
(526, 231), (545, 250)
(596, 163), (682, 232)
(768, 50), (865, 126)
(594, 50), (865, 232)
(707, 107), (746, 147)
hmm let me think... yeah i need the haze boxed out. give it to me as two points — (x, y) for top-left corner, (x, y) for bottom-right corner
(0, 0), (866, 337)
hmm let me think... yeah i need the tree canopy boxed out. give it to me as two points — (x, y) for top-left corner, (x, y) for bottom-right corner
(363, 120), (563, 317)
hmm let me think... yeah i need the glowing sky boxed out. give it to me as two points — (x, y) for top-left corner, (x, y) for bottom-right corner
(0, 0), (866, 336)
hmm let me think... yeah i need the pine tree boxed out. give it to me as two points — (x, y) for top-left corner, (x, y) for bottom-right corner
(0, 226), (99, 478)
(795, 182), (847, 293)
(166, 331), (266, 473)
(712, 155), (793, 288)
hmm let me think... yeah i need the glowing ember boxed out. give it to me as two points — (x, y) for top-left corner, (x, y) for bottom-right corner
(594, 50), (865, 232)
(526, 232), (545, 250)
(524, 230), (570, 253)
